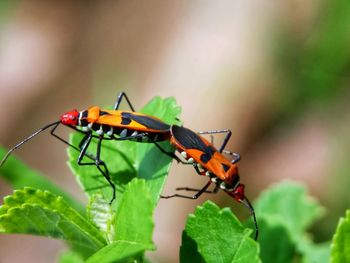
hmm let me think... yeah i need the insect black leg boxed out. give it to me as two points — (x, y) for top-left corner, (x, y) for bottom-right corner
(77, 134), (116, 204)
(198, 129), (232, 153)
(0, 121), (61, 167)
(210, 135), (214, 144)
(240, 197), (259, 241)
(152, 141), (187, 163)
(171, 165), (219, 194)
(160, 181), (212, 200)
(51, 124), (115, 202)
(50, 123), (96, 161)
(175, 184), (220, 194)
(94, 136), (115, 204)
(77, 133), (93, 163)
(115, 134), (189, 164)
(150, 139), (197, 165)
(114, 91), (136, 111)
(113, 132), (148, 141)
(51, 121), (74, 148)
(222, 151), (241, 164)
(198, 129), (241, 163)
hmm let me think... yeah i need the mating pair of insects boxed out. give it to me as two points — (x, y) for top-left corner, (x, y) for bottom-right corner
(0, 92), (258, 240)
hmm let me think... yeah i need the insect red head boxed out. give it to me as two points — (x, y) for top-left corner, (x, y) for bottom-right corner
(60, 109), (79, 126)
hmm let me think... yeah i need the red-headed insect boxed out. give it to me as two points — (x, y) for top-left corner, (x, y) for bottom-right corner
(1, 92), (258, 239)
(161, 125), (258, 240)
(0, 92), (174, 203)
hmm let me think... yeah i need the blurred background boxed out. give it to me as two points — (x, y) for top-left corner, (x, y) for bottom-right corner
(0, 0), (349, 262)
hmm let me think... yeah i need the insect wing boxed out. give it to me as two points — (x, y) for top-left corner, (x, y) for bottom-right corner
(170, 125), (210, 152)
(95, 110), (171, 133)
(171, 125), (235, 181)
(122, 111), (170, 132)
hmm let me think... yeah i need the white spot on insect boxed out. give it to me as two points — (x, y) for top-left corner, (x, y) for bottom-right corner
(205, 171), (210, 177)
(107, 127), (114, 137)
(78, 112), (82, 126)
(187, 158), (194, 164)
(131, 131), (138, 137)
(120, 129), (128, 138)
(88, 122), (93, 129)
(211, 177), (218, 183)
(96, 126), (104, 135)
(181, 151), (187, 158)
(81, 126), (89, 132)
(225, 186), (235, 192)
(220, 182), (226, 190)
(197, 163), (204, 172)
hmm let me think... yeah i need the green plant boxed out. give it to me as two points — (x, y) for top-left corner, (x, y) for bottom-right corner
(0, 97), (348, 262)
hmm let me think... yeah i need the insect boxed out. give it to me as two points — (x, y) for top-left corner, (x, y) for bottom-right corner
(0, 92), (175, 203)
(1, 92), (258, 239)
(161, 125), (259, 240)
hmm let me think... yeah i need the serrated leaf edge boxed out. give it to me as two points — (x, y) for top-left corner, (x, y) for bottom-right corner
(0, 188), (106, 248)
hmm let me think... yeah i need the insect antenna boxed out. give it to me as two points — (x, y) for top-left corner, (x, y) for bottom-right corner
(0, 121), (61, 167)
(239, 196), (259, 241)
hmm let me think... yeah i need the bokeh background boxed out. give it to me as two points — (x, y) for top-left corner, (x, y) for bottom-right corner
(0, 1), (349, 262)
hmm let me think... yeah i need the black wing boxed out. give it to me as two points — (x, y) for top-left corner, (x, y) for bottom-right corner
(122, 112), (170, 131)
(171, 125), (209, 152)
(172, 125), (220, 164)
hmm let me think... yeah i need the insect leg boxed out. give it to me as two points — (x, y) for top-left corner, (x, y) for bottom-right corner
(198, 129), (241, 163)
(198, 129), (232, 153)
(51, 122), (81, 152)
(113, 132), (148, 141)
(152, 141), (190, 164)
(175, 185), (220, 194)
(171, 165), (219, 194)
(222, 150), (241, 164)
(160, 181), (212, 200)
(240, 196), (259, 241)
(94, 136), (115, 204)
(0, 121), (61, 167)
(50, 124), (97, 160)
(114, 92), (136, 111)
(77, 133), (116, 204)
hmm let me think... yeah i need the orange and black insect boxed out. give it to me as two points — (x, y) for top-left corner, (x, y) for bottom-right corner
(0, 92), (175, 203)
(1, 92), (258, 239)
(161, 125), (258, 240)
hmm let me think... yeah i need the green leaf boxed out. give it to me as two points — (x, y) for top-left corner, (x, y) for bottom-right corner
(86, 179), (155, 263)
(114, 178), (155, 249)
(255, 180), (324, 242)
(67, 97), (181, 207)
(58, 250), (84, 263)
(180, 201), (260, 263)
(298, 237), (330, 263)
(330, 210), (350, 263)
(134, 96), (181, 205)
(0, 147), (84, 215)
(256, 218), (295, 263)
(86, 241), (145, 263)
(87, 194), (114, 242)
(0, 188), (106, 258)
(252, 180), (327, 263)
(180, 231), (205, 263)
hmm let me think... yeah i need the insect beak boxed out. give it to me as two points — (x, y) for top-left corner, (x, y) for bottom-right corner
(226, 184), (259, 240)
